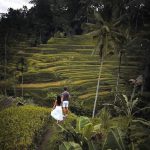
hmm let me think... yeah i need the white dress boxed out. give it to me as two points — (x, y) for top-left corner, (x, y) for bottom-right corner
(51, 106), (63, 121)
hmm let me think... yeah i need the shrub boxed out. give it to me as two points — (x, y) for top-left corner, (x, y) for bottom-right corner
(0, 105), (50, 149)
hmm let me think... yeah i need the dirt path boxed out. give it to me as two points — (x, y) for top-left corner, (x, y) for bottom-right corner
(38, 127), (52, 150)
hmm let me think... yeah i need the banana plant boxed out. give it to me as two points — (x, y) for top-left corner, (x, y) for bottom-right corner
(97, 127), (126, 150)
(57, 114), (131, 150)
(57, 116), (102, 150)
(106, 95), (150, 126)
(103, 94), (150, 149)
(59, 141), (82, 150)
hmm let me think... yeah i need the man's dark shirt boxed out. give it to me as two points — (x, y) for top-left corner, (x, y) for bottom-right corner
(62, 91), (70, 101)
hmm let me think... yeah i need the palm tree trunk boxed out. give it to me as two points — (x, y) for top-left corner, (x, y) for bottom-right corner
(141, 74), (144, 95)
(40, 30), (42, 45)
(130, 85), (136, 101)
(21, 71), (24, 97)
(87, 7), (88, 23)
(92, 56), (104, 118)
(114, 74), (119, 102)
(135, 8), (139, 32)
(4, 34), (8, 96)
(92, 37), (102, 56)
(13, 72), (16, 97)
(114, 52), (122, 102)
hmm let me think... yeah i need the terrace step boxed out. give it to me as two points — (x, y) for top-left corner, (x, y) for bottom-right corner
(15, 34), (142, 104)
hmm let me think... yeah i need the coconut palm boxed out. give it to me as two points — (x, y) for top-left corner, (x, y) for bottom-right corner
(90, 10), (127, 118)
(114, 27), (132, 103)
(114, 48), (128, 103)
(4, 33), (8, 96)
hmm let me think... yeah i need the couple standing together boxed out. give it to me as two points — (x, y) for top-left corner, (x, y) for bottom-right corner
(51, 87), (70, 123)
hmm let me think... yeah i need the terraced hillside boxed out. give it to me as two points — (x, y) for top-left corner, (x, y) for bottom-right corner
(15, 35), (143, 113)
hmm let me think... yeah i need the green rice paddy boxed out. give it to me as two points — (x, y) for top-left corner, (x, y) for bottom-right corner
(15, 34), (143, 107)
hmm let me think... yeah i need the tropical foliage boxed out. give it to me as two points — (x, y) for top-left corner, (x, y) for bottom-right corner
(57, 101), (150, 150)
(0, 0), (150, 149)
(0, 105), (50, 149)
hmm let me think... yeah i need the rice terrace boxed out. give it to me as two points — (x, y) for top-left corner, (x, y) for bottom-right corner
(0, 0), (150, 149)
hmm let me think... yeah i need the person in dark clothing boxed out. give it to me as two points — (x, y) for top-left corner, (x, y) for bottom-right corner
(61, 87), (70, 116)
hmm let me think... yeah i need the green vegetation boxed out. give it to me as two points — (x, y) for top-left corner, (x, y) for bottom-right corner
(11, 34), (143, 116)
(0, 0), (150, 149)
(0, 105), (50, 149)
(46, 106), (150, 149)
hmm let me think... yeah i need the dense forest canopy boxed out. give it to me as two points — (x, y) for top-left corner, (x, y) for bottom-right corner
(0, 0), (150, 42)
(0, 0), (150, 90)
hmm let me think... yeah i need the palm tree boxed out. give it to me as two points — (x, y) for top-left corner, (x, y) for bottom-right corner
(4, 33), (8, 96)
(13, 71), (17, 97)
(91, 10), (126, 118)
(92, 25), (109, 118)
(114, 49), (127, 103)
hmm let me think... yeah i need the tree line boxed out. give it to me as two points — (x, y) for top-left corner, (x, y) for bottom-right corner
(0, 0), (150, 96)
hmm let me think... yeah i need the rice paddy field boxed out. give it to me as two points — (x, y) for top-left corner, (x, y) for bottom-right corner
(14, 34), (143, 113)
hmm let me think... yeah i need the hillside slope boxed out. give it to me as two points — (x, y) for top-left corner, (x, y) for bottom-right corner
(15, 35), (143, 112)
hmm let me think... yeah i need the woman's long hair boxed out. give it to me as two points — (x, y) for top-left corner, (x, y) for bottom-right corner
(57, 95), (61, 105)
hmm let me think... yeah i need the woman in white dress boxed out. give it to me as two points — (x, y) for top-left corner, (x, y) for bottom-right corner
(51, 95), (63, 123)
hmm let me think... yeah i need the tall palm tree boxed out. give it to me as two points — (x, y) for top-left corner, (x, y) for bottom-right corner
(92, 25), (109, 118)
(4, 33), (8, 96)
(114, 49), (127, 103)
(91, 10), (127, 118)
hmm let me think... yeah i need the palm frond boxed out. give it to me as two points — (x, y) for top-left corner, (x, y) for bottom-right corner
(133, 107), (150, 116)
(57, 123), (69, 133)
(59, 142), (82, 150)
(123, 95), (129, 104)
(132, 98), (139, 108)
(132, 118), (150, 127)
